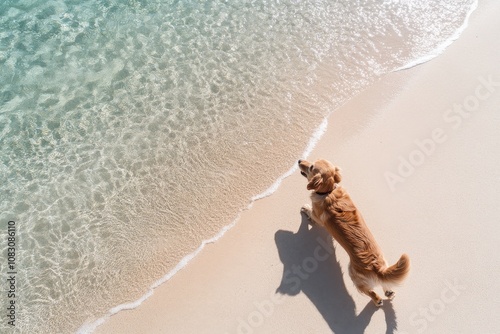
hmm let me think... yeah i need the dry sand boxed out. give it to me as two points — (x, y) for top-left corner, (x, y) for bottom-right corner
(95, 1), (500, 333)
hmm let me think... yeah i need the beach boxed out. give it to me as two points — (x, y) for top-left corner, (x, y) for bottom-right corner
(93, 1), (500, 333)
(2, 1), (485, 333)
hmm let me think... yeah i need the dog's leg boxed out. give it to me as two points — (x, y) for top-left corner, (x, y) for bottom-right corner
(301, 204), (312, 216)
(366, 289), (383, 307)
(301, 204), (313, 221)
(370, 290), (383, 306)
(301, 204), (321, 226)
(383, 286), (396, 300)
(349, 264), (383, 306)
(357, 284), (383, 306)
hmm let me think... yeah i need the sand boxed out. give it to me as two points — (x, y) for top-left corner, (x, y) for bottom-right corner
(94, 1), (500, 333)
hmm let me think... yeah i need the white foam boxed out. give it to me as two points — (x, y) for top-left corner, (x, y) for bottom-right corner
(302, 117), (329, 160)
(393, 0), (478, 72)
(251, 117), (328, 202)
(77, 222), (237, 334)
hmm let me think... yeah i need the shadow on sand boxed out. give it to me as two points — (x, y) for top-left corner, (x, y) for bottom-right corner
(275, 214), (397, 334)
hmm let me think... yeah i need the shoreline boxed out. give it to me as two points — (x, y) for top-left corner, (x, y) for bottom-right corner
(77, 113), (331, 334)
(393, 0), (478, 72)
(93, 1), (500, 333)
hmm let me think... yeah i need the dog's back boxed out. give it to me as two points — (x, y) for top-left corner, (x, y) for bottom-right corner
(313, 187), (387, 272)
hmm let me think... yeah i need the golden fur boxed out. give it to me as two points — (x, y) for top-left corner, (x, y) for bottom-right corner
(298, 159), (410, 306)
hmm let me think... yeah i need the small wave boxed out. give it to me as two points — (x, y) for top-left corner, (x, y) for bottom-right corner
(77, 221), (236, 333)
(393, 0), (478, 72)
(251, 117), (329, 202)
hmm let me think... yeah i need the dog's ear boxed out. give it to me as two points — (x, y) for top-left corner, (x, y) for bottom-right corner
(323, 176), (335, 192)
(333, 166), (342, 183)
(307, 174), (322, 190)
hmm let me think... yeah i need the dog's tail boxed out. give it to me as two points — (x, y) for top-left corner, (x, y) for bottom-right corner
(379, 253), (410, 284)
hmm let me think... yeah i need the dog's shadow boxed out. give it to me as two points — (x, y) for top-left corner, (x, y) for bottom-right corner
(275, 214), (397, 334)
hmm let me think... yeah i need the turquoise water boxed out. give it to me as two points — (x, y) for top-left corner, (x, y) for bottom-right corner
(0, 0), (475, 333)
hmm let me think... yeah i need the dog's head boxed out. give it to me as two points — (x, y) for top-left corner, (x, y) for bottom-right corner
(298, 159), (342, 193)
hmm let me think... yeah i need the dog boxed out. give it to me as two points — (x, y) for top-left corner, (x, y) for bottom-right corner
(298, 159), (410, 306)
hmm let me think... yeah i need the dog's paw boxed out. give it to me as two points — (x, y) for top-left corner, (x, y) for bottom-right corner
(300, 204), (312, 218)
(374, 299), (383, 307)
(385, 290), (396, 300)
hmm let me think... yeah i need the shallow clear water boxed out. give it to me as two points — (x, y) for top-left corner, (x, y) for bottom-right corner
(0, 0), (475, 333)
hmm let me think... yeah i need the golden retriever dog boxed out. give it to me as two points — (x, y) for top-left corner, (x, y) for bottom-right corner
(298, 159), (410, 306)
